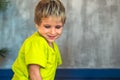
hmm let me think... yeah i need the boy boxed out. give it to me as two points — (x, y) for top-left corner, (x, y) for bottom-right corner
(12, 0), (66, 80)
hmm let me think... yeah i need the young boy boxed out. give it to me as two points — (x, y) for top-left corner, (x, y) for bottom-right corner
(12, 0), (66, 80)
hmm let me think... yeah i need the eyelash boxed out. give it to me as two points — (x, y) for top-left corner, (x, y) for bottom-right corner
(44, 25), (62, 29)
(55, 26), (62, 29)
(44, 25), (51, 28)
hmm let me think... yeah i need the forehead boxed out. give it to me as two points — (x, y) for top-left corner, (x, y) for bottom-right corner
(41, 16), (63, 24)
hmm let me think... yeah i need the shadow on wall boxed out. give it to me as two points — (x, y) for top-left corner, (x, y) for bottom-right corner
(0, 0), (9, 11)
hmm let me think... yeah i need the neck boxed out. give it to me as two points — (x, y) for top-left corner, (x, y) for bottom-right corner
(48, 42), (53, 48)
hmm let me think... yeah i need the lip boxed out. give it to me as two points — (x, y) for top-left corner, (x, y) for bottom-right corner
(48, 35), (56, 40)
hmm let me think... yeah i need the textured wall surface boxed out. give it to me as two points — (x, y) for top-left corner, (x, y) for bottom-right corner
(0, 0), (120, 68)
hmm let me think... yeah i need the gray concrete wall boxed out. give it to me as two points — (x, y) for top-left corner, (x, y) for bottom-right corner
(0, 0), (120, 68)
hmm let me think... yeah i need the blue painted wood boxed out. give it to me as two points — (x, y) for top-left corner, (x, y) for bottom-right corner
(0, 69), (13, 80)
(0, 69), (120, 80)
(56, 69), (120, 78)
(55, 69), (120, 80)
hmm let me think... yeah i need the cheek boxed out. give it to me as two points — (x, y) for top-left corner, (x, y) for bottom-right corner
(38, 27), (48, 33)
(57, 29), (63, 35)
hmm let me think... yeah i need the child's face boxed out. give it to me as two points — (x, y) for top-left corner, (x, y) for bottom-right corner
(36, 16), (63, 44)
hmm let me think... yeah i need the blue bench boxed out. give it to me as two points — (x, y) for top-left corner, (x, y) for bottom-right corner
(0, 69), (120, 80)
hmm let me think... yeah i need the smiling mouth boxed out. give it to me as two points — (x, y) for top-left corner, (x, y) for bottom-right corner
(48, 35), (56, 39)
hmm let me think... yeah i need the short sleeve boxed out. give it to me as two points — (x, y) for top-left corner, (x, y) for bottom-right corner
(24, 39), (47, 68)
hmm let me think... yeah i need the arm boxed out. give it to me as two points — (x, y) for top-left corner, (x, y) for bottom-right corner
(29, 64), (42, 80)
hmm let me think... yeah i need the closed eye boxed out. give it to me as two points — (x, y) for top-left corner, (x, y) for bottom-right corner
(55, 25), (62, 29)
(44, 25), (51, 28)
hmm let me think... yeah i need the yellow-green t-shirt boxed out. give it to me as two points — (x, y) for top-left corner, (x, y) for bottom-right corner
(12, 32), (62, 80)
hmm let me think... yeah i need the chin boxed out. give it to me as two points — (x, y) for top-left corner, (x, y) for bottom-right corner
(49, 40), (55, 43)
(47, 38), (57, 42)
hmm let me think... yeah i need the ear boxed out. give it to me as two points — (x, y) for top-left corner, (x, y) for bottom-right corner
(35, 24), (39, 29)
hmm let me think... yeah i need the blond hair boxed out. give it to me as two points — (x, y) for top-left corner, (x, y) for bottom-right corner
(34, 0), (66, 25)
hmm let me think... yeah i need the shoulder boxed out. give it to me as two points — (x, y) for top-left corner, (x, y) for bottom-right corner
(25, 32), (46, 44)
(22, 32), (47, 49)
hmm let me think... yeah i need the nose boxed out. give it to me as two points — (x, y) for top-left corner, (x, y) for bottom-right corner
(50, 28), (56, 35)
